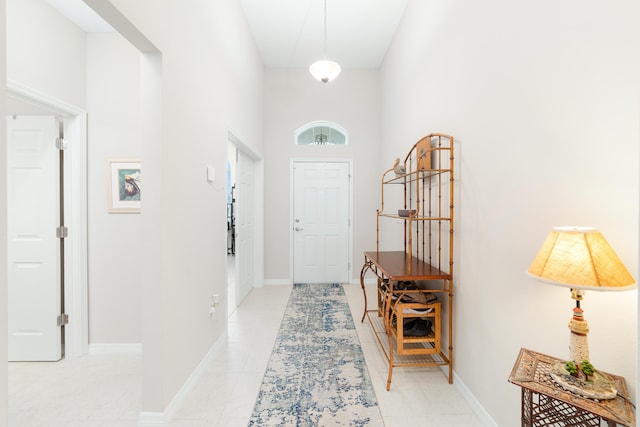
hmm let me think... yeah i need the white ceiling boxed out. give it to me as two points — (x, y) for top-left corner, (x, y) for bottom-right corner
(9, 0), (408, 115)
(41, 0), (408, 69)
(43, 0), (114, 33)
(239, 0), (408, 69)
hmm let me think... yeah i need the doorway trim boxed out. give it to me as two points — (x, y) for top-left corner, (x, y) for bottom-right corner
(7, 79), (89, 358)
(289, 158), (353, 285)
(227, 130), (264, 294)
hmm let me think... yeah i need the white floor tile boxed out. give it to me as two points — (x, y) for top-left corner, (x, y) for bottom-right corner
(9, 283), (484, 426)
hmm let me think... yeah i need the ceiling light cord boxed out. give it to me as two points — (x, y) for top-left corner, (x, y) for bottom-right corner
(309, 0), (341, 83)
(323, 0), (327, 59)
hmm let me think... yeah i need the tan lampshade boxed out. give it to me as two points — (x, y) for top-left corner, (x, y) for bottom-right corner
(527, 226), (636, 291)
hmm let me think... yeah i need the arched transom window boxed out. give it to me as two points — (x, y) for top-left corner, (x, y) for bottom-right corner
(295, 121), (348, 145)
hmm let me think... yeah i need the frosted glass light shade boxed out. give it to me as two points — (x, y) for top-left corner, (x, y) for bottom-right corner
(527, 226), (636, 291)
(309, 60), (341, 83)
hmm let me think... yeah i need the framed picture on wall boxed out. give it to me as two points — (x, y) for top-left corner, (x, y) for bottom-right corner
(107, 159), (141, 213)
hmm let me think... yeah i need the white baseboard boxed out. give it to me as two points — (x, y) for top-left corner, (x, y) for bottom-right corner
(452, 371), (499, 427)
(137, 413), (165, 426)
(88, 343), (142, 355)
(263, 279), (290, 285)
(138, 332), (227, 427)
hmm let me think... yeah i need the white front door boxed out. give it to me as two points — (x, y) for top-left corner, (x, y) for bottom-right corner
(292, 161), (350, 283)
(7, 115), (62, 361)
(235, 150), (254, 305)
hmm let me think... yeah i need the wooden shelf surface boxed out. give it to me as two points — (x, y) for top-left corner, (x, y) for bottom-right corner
(364, 250), (451, 281)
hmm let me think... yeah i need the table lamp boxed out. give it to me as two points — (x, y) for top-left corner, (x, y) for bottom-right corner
(526, 226), (636, 365)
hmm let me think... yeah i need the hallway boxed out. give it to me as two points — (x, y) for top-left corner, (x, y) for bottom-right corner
(9, 284), (482, 426)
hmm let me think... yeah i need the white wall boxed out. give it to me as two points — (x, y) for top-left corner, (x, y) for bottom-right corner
(106, 0), (264, 414)
(86, 32), (142, 345)
(6, 0), (85, 108)
(263, 69), (381, 283)
(381, 1), (639, 425)
(4, 0), (263, 417)
(6, 0), (144, 353)
(0, 0), (7, 421)
(4, 0), (86, 421)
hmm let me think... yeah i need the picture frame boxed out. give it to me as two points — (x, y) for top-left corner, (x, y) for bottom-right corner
(107, 159), (141, 213)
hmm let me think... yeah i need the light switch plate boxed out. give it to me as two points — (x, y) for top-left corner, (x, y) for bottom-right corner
(207, 166), (215, 182)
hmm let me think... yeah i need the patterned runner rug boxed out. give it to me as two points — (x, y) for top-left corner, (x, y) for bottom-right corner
(248, 283), (383, 426)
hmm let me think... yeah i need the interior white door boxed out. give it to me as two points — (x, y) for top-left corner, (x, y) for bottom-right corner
(293, 162), (350, 283)
(235, 150), (254, 305)
(7, 115), (62, 361)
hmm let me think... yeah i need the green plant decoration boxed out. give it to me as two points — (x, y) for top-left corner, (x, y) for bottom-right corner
(564, 361), (578, 376)
(581, 360), (595, 380)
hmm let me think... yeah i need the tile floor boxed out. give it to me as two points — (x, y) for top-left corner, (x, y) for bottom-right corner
(8, 283), (484, 426)
(9, 352), (142, 426)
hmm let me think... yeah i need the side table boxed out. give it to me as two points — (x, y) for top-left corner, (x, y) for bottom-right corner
(509, 348), (635, 427)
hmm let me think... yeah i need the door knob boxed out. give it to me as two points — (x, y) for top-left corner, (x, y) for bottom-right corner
(295, 227), (304, 231)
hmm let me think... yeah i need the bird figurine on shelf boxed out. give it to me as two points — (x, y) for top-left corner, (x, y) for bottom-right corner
(393, 158), (406, 177)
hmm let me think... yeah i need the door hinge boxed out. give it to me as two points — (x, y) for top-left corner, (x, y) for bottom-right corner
(57, 313), (69, 327)
(56, 226), (69, 238)
(56, 138), (68, 150)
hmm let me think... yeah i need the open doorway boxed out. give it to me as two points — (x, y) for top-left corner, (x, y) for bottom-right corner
(6, 0), (165, 423)
(6, 86), (89, 361)
(226, 131), (262, 319)
(227, 142), (237, 316)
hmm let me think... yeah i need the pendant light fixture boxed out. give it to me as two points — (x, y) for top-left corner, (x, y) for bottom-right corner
(309, 0), (341, 83)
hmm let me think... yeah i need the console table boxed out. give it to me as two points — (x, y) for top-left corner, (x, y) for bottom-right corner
(359, 250), (453, 389)
(509, 348), (635, 427)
